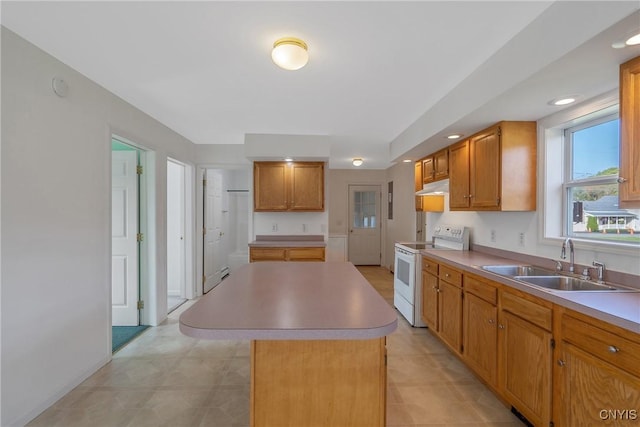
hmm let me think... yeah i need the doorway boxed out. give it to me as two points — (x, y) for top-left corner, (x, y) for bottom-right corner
(111, 139), (141, 326)
(167, 159), (187, 313)
(348, 185), (382, 265)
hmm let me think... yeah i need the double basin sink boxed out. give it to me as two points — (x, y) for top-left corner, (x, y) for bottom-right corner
(480, 265), (635, 292)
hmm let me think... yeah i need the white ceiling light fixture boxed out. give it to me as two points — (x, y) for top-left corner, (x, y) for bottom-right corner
(352, 158), (363, 167)
(271, 37), (309, 71)
(548, 95), (580, 106)
(402, 159), (412, 163)
(447, 134), (462, 140)
(626, 31), (640, 46)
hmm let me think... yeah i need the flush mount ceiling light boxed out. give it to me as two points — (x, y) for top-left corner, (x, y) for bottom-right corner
(402, 159), (413, 163)
(447, 134), (463, 140)
(271, 37), (309, 70)
(284, 157), (294, 162)
(352, 158), (363, 167)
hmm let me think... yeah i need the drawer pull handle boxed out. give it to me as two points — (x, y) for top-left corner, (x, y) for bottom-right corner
(608, 345), (620, 353)
(558, 359), (566, 367)
(445, 273), (450, 278)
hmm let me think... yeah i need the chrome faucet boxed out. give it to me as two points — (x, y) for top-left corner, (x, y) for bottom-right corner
(592, 260), (605, 283)
(561, 238), (575, 273)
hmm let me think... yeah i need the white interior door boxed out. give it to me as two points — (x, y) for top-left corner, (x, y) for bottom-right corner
(348, 185), (382, 265)
(167, 160), (185, 298)
(112, 150), (139, 326)
(203, 169), (223, 293)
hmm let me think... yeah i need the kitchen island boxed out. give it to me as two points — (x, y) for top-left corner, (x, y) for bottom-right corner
(179, 261), (397, 427)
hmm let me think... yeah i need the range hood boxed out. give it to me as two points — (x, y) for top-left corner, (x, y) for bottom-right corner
(415, 179), (449, 195)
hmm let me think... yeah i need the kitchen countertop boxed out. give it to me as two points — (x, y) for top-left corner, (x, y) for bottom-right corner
(179, 261), (397, 340)
(249, 234), (326, 247)
(420, 249), (640, 334)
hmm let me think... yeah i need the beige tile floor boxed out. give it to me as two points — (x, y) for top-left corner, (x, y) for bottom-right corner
(28, 266), (523, 427)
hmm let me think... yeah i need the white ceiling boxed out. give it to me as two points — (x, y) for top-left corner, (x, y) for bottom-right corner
(2, 1), (639, 169)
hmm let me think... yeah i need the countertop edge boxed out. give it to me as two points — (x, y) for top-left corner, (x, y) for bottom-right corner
(179, 319), (398, 340)
(420, 249), (640, 334)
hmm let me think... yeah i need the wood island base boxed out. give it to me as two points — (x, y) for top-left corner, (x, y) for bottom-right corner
(250, 338), (387, 427)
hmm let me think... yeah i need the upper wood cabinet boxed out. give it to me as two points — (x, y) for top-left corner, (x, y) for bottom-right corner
(619, 55), (640, 206)
(421, 149), (449, 184)
(449, 121), (536, 211)
(254, 161), (324, 212)
(415, 161), (424, 211)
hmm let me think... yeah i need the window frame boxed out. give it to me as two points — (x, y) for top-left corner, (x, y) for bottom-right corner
(538, 89), (638, 255)
(562, 112), (620, 240)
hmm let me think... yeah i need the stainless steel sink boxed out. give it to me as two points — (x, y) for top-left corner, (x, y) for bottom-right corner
(480, 264), (637, 292)
(481, 265), (556, 277)
(514, 275), (621, 291)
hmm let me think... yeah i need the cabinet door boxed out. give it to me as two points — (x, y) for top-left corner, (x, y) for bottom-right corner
(421, 271), (438, 330)
(438, 280), (462, 354)
(470, 127), (501, 209)
(290, 163), (324, 211)
(254, 162), (288, 211)
(288, 247), (325, 262)
(414, 161), (423, 211)
(463, 293), (497, 386)
(556, 342), (640, 426)
(620, 55), (640, 205)
(434, 149), (449, 180)
(448, 140), (470, 209)
(500, 311), (552, 427)
(422, 157), (435, 184)
(250, 247), (287, 262)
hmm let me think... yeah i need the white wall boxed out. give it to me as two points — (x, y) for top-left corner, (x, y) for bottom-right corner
(1, 28), (196, 426)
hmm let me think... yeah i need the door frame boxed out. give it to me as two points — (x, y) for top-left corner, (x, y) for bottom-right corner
(347, 184), (383, 265)
(196, 164), (251, 297)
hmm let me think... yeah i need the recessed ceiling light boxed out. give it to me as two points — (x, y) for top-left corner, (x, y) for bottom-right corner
(447, 134), (462, 140)
(548, 96), (579, 106)
(284, 157), (293, 162)
(272, 37), (309, 71)
(352, 158), (363, 167)
(626, 31), (640, 46)
(402, 159), (412, 163)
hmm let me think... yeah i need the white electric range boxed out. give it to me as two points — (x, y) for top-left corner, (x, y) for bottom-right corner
(394, 225), (470, 327)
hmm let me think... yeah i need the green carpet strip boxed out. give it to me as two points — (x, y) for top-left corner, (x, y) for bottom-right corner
(112, 325), (150, 353)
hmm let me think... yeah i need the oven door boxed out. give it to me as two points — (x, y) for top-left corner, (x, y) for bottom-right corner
(394, 247), (416, 304)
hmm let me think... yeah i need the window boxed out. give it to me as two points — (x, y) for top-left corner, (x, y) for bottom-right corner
(352, 190), (377, 228)
(563, 114), (640, 245)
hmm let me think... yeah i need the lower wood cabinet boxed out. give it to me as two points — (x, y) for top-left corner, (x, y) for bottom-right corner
(250, 247), (325, 262)
(555, 311), (640, 426)
(463, 275), (498, 387)
(421, 259), (640, 427)
(251, 338), (386, 426)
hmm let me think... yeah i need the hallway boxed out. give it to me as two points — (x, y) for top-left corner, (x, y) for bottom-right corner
(28, 266), (522, 427)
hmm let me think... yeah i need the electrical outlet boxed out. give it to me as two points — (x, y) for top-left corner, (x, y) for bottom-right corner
(272, 223), (278, 232)
(490, 229), (496, 243)
(518, 232), (526, 247)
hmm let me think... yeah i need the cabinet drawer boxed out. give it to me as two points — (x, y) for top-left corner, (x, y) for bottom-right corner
(464, 275), (497, 305)
(562, 315), (640, 377)
(250, 247), (286, 262)
(422, 257), (438, 275)
(500, 291), (552, 331)
(439, 265), (462, 287)
(288, 247), (325, 262)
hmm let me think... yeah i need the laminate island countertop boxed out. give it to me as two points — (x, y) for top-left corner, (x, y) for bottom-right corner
(179, 261), (397, 340)
(179, 261), (397, 427)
